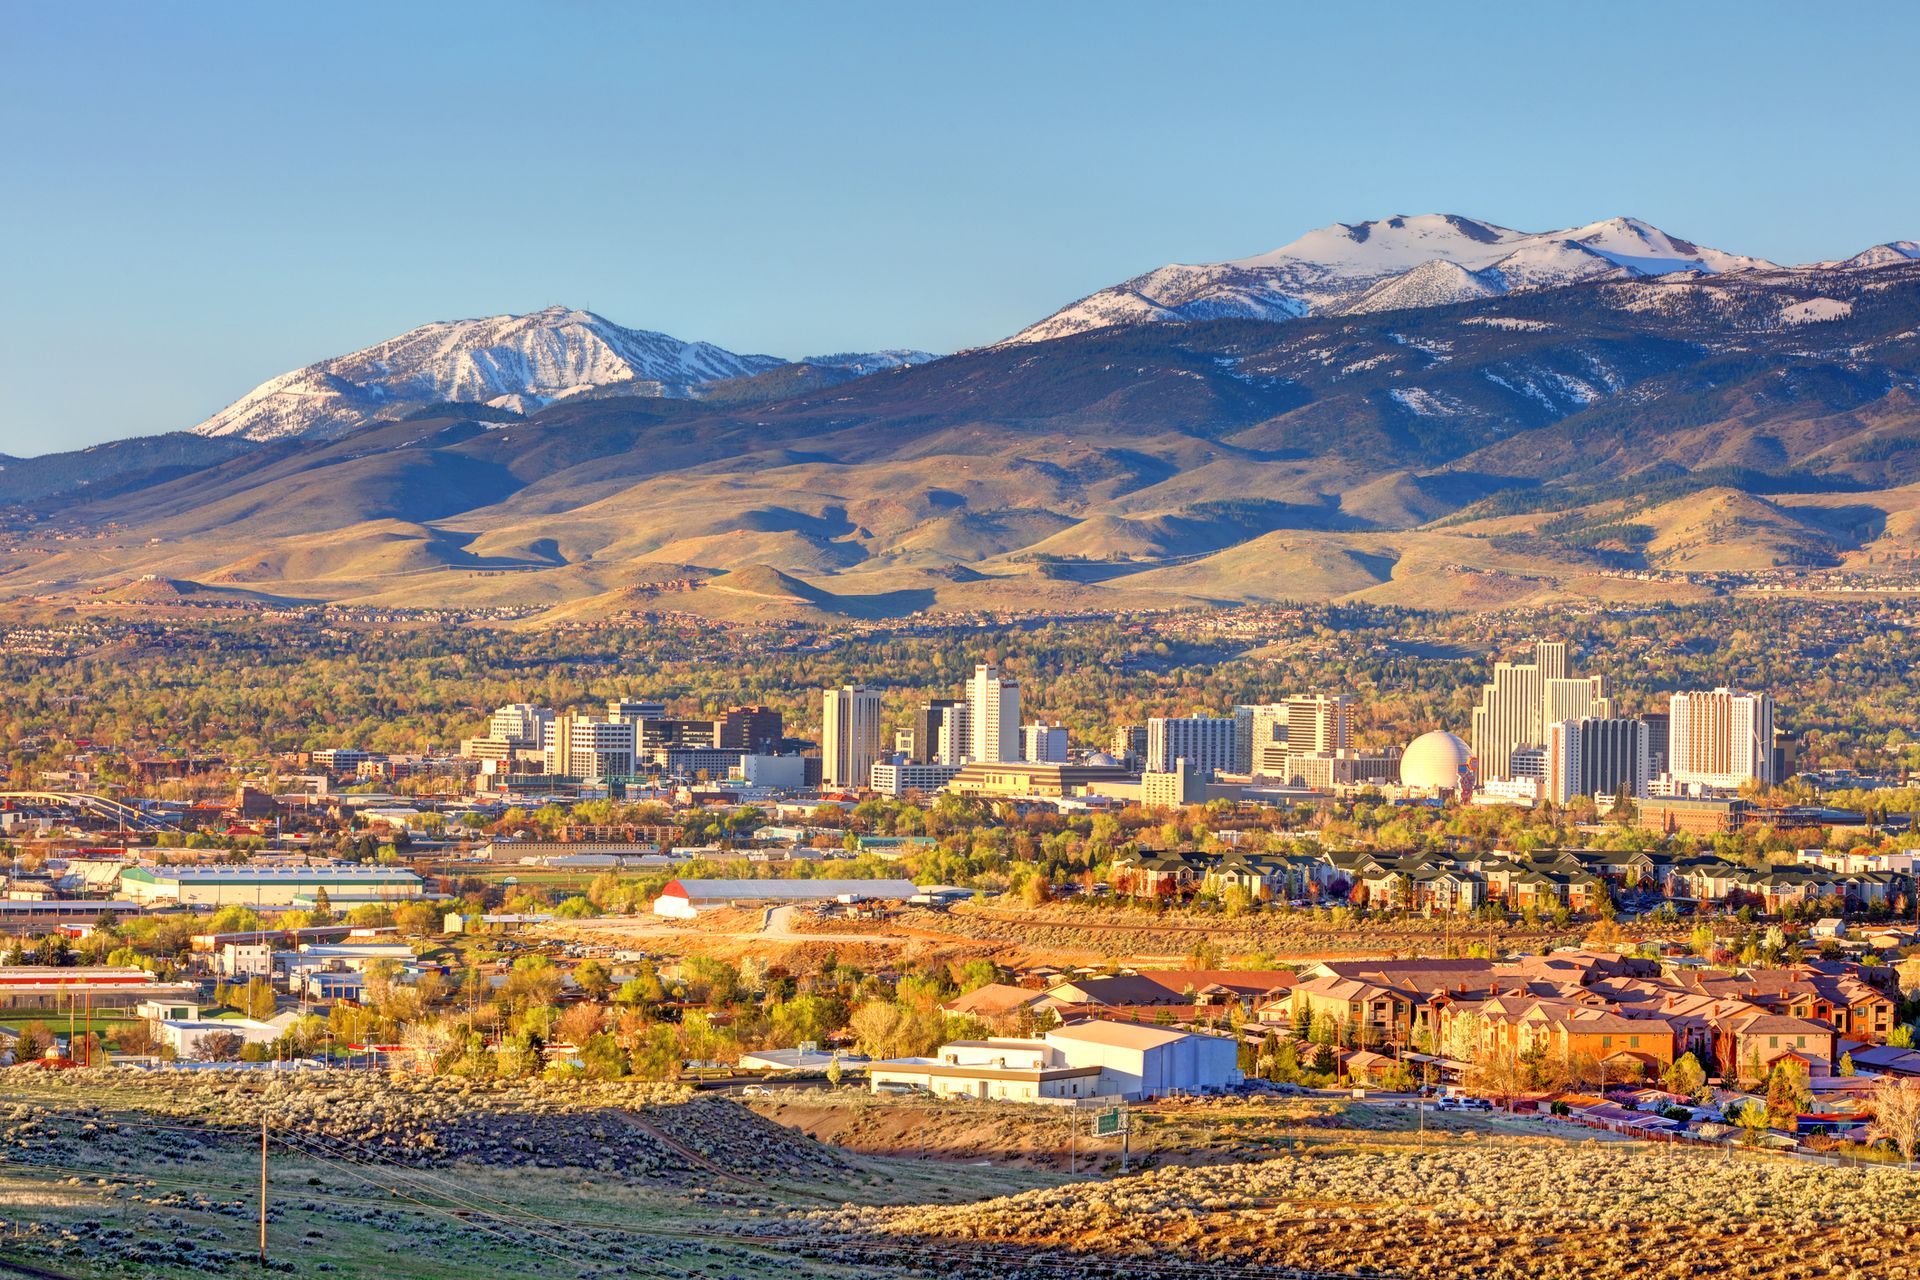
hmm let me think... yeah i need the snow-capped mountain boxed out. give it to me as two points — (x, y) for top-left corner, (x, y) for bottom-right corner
(1002, 214), (1779, 344)
(1820, 241), (1920, 270)
(191, 306), (790, 442)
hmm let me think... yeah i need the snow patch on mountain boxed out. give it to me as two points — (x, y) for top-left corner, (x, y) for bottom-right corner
(801, 350), (942, 374)
(1779, 298), (1853, 326)
(1345, 259), (1499, 314)
(1461, 316), (1558, 332)
(1388, 387), (1472, 417)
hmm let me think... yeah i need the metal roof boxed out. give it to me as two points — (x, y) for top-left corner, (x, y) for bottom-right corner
(122, 865), (421, 884)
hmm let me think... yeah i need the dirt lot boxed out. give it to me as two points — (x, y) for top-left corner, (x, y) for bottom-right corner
(750, 1091), (1594, 1174)
(883, 902), (1612, 964)
(544, 899), (1635, 970)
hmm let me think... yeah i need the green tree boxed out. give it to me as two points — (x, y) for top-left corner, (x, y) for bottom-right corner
(573, 959), (613, 1000)
(1732, 1098), (1772, 1146)
(1661, 1052), (1707, 1099)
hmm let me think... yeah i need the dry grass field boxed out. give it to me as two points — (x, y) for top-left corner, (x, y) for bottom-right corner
(828, 1140), (1920, 1280)
(2, 1070), (1910, 1279)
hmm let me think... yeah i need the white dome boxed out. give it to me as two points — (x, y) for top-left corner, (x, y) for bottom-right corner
(1400, 730), (1471, 790)
(1084, 752), (1121, 767)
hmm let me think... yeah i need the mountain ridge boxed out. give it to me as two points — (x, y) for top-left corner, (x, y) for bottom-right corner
(4, 215), (1918, 620)
(998, 213), (1876, 346)
(188, 305), (938, 444)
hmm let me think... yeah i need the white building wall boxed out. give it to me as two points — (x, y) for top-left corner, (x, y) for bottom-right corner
(967, 666), (1020, 764)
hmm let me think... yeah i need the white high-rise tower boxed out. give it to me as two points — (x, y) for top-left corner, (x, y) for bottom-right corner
(965, 664), (1020, 764)
(822, 685), (884, 789)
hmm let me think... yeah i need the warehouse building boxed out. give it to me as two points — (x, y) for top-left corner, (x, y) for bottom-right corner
(119, 864), (425, 907)
(866, 1019), (1242, 1102)
(0, 965), (196, 1012)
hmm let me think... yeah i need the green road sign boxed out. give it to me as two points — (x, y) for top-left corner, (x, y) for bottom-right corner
(1094, 1106), (1125, 1137)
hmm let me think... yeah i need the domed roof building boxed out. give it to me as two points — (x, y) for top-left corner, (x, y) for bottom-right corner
(1399, 730), (1472, 791)
(1083, 751), (1122, 768)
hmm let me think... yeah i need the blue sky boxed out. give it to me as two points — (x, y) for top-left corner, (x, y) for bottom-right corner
(3, 2), (1915, 454)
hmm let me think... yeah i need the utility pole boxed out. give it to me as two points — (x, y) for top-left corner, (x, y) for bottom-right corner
(1418, 1063), (1427, 1149)
(1069, 1108), (1076, 1176)
(258, 1114), (268, 1265)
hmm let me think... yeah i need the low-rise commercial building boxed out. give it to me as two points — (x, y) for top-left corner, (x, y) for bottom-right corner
(867, 1020), (1241, 1102)
(947, 760), (1135, 800)
(119, 864), (425, 907)
(869, 760), (963, 797)
(0, 965), (195, 1011)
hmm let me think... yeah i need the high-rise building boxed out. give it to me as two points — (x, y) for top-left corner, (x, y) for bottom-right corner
(547, 712), (579, 777)
(1021, 723), (1069, 764)
(1147, 716), (1237, 779)
(639, 718), (717, 751)
(937, 703), (972, 766)
(1509, 746), (1548, 780)
(913, 698), (964, 765)
(965, 664), (1020, 765)
(1233, 704), (1288, 775)
(1285, 693), (1352, 756)
(1232, 695), (1352, 775)
(607, 699), (665, 726)
(1110, 724), (1148, 765)
(1469, 641), (1612, 781)
(1641, 712), (1671, 777)
(487, 703), (553, 749)
(1547, 718), (1650, 805)
(715, 704), (783, 753)
(821, 685), (885, 790)
(1669, 688), (1775, 790)
(465, 703), (554, 764)
(548, 715), (637, 781)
